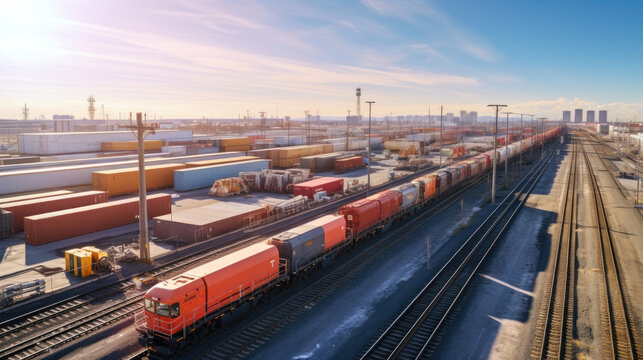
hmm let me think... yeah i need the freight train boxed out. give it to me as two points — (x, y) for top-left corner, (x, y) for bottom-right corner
(135, 128), (561, 353)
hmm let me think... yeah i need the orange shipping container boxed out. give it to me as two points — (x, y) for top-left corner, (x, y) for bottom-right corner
(92, 163), (185, 195)
(24, 193), (171, 245)
(101, 140), (162, 152)
(184, 156), (258, 168)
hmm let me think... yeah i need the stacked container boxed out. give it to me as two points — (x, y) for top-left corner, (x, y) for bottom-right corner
(93, 163), (185, 195)
(219, 137), (250, 152)
(334, 156), (364, 174)
(101, 140), (162, 152)
(174, 159), (270, 191)
(1, 191), (108, 232)
(24, 193), (171, 245)
(184, 156), (258, 168)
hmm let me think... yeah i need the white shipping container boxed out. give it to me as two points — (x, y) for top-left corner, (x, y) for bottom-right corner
(0, 152), (169, 172)
(273, 136), (306, 146)
(19, 130), (193, 155)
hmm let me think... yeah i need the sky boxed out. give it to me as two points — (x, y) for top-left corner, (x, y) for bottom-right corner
(0, 0), (642, 121)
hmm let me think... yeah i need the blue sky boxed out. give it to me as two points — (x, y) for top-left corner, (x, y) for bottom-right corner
(0, 0), (641, 120)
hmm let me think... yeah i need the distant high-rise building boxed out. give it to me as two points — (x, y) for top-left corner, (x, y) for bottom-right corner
(586, 110), (595, 123)
(446, 112), (454, 122)
(563, 110), (571, 123)
(460, 110), (468, 123)
(599, 110), (607, 123)
(469, 111), (478, 125)
(574, 109), (583, 123)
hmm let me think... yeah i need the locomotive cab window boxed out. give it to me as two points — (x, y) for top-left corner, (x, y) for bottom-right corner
(157, 303), (170, 317)
(144, 299), (155, 313)
(171, 303), (180, 318)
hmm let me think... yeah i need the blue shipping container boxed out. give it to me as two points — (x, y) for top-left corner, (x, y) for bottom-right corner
(174, 159), (270, 191)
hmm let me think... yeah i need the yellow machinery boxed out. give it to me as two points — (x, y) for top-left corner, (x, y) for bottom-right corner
(64, 249), (93, 278)
(64, 246), (111, 278)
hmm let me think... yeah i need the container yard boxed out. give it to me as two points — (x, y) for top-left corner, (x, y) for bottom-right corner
(0, 152), (244, 194)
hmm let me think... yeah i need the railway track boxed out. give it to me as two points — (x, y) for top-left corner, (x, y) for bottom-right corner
(530, 135), (578, 359)
(0, 161), (464, 359)
(194, 170), (496, 360)
(358, 147), (556, 360)
(582, 136), (641, 360)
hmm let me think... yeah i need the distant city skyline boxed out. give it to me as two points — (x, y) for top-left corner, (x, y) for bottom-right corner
(1, 0), (641, 120)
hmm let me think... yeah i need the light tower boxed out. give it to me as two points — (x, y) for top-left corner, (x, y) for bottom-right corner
(22, 104), (29, 120)
(87, 96), (96, 120)
(356, 88), (361, 121)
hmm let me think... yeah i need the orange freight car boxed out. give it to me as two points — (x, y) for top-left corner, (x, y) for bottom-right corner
(141, 243), (280, 339)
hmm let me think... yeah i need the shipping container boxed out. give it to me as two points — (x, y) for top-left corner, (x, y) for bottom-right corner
(184, 156), (258, 168)
(367, 190), (402, 222)
(0, 152), (244, 195)
(101, 140), (162, 152)
(0, 156), (40, 165)
(24, 193), (171, 245)
(384, 140), (421, 152)
(0, 190), (73, 204)
(338, 198), (380, 235)
(153, 202), (268, 243)
(92, 163), (185, 195)
(334, 156), (364, 174)
(0, 210), (12, 239)
(0, 152), (168, 173)
(174, 159), (270, 192)
(293, 177), (344, 199)
(19, 130), (192, 155)
(390, 184), (418, 211)
(1, 190), (108, 232)
(307, 214), (347, 251)
(268, 224), (325, 273)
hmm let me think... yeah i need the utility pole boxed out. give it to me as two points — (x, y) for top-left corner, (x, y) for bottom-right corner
(304, 110), (311, 145)
(440, 105), (443, 168)
(347, 110), (351, 152)
(504, 112), (509, 189)
(238, 113), (242, 135)
(119, 112), (158, 264)
(286, 116), (291, 145)
(366, 101), (375, 196)
(245, 110), (250, 133)
(488, 104), (507, 205)
(538, 117), (547, 158)
(259, 111), (266, 138)
(22, 104), (29, 120)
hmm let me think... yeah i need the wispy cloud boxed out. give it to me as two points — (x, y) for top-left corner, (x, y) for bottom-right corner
(359, 0), (497, 62)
